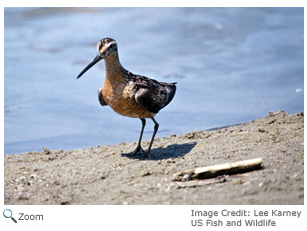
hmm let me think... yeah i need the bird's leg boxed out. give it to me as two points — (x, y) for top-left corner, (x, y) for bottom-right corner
(131, 118), (146, 155)
(147, 117), (159, 155)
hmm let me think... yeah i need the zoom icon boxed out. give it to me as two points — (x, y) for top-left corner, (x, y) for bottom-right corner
(3, 209), (17, 223)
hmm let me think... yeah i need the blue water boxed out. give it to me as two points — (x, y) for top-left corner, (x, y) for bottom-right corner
(4, 7), (304, 154)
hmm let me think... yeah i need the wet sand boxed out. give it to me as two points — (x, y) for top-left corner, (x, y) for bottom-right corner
(4, 111), (304, 205)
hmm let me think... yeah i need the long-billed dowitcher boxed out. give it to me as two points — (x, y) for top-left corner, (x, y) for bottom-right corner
(77, 38), (176, 155)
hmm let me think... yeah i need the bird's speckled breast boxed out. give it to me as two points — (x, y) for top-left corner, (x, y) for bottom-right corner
(101, 75), (155, 119)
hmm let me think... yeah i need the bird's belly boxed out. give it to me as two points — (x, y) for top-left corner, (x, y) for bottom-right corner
(111, 97), (154, 118)
(102, 83), (154, 119)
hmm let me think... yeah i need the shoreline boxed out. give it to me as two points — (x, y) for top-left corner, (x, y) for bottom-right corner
(4, 110), (304, 205)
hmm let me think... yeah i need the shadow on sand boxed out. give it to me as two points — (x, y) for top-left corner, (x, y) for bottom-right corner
(121, 141), (197, 160)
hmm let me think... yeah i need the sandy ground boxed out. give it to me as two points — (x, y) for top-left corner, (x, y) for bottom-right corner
(4, 110), (304, 205)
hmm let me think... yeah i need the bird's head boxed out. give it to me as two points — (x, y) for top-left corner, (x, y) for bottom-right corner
(77, 38), (118, 79)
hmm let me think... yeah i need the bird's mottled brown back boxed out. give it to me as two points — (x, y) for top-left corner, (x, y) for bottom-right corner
(132, 74), (176, 113)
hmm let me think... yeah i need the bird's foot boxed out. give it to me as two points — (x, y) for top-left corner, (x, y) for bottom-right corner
(131, 146), (146, 156)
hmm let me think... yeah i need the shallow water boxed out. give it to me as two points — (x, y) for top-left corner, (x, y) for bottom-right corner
(4, 7), (304, 154)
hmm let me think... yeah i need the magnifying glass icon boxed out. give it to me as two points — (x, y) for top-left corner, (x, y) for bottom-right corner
(3, 209), (17, 223)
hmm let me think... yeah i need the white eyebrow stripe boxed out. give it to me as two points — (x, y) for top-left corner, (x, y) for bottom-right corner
(107, 41), (116, 48)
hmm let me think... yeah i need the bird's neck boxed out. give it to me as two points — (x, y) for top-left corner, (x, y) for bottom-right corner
(103, 54), (127, 86)
(104, 54), (125, 76)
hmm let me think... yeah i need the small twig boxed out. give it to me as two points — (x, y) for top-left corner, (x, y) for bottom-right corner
(172, 158), (262, 181)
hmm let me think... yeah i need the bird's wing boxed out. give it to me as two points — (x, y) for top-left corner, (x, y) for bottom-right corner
(98, 88), (108, 106)
(134, 75), (176, 113)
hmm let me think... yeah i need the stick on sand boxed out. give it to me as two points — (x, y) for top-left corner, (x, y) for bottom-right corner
(172, 158), (263, 181)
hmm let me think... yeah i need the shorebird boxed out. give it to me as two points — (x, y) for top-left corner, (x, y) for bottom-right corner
(77, 38), (176, 155)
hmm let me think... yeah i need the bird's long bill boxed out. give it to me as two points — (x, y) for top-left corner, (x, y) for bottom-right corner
(77, 54), (102, 79)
